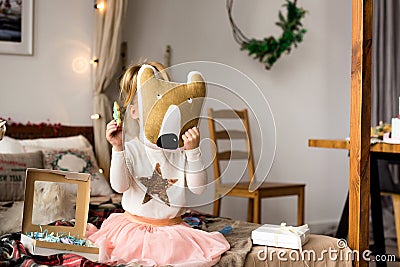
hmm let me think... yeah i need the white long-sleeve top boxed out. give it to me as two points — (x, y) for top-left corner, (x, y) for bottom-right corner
(110, 138), (207, 219)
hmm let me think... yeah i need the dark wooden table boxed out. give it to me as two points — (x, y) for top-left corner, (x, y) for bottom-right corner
(309, 138), (400, 266)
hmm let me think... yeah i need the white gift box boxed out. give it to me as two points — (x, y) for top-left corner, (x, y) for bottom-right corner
(251, 223), (310, 249)
(392, 118), (400, 139)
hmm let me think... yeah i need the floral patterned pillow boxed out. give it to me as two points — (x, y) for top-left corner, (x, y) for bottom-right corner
(42, 148), (113, 196)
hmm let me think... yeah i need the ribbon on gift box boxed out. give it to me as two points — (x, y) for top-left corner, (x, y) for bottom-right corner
(280, 222), (310, 267)
(273, 222), (309, 250)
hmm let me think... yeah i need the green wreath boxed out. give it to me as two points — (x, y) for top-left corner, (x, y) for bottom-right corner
(227, 0), (307, 69)
(50, 150), (92, 173)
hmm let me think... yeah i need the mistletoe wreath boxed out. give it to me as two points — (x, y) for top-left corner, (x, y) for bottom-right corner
(227, 0), (307, 69)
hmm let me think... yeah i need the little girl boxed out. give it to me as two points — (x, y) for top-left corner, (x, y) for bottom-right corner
(87, 62), (230, 266)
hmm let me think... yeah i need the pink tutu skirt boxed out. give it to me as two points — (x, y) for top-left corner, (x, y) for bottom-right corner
(86, 213), (230, 266)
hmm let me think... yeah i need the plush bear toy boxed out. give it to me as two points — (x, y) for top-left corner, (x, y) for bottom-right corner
(136, 64), (206, 149)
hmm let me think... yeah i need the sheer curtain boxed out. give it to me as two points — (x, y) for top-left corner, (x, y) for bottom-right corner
(372, 0), (400, 126)
(93, 0), (127, 179)
(371, 0), (400, 244)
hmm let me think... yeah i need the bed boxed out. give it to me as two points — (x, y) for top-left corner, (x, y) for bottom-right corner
(0, 122), (352, 267)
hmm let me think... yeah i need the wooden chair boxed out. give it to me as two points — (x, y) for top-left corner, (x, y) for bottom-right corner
(207, 108), (305, 225)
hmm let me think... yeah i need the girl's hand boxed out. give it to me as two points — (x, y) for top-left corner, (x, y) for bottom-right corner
(106, 120), (123, 151)
(182, 127), (200, 150)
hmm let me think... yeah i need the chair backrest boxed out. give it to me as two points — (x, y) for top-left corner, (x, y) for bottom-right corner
(207, 108), (255, 184)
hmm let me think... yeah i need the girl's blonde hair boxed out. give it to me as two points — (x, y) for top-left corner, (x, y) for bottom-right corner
(119, 61), (169, 108)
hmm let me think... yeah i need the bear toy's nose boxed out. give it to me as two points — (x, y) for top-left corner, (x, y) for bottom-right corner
(157, 133), (179, 150)
(156, 105), (181, 150)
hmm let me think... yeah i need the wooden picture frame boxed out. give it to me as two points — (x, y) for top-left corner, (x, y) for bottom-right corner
(0, 0), (33, 55)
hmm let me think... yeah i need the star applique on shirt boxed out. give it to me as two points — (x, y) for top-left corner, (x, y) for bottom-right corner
(139, 163), (178, 206)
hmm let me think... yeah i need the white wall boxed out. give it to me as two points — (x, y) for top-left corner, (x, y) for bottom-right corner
(124, 0), (352, 226)
(0, 0), (352, 226)
(0, 0), (93, 125)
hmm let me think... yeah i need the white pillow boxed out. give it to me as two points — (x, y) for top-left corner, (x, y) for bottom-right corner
(20, 135), (92, 152)
(0, 136), (24, 153)
(42, 147), (113, 196)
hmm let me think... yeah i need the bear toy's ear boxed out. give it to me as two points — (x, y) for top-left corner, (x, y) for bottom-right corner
(138, 64), (157, 88)
(187, 71), (205, 83)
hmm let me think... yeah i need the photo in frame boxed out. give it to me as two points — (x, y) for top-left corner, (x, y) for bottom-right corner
(0, 0), (33, 55)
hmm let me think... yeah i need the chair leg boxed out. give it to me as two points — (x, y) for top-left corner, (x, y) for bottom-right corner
(247, 198), (254, 222)
(253, 195), (261, 224)
(391, 194), (400, 256)
(213, 195), (221, 217)
(297, 187), (305, 226)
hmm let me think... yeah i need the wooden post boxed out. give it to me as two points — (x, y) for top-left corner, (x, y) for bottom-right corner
(349, 0), (373, 266)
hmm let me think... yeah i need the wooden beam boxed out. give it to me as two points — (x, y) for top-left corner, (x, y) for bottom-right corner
(308, 139), (349, 150)
(349, 0), (373, 266)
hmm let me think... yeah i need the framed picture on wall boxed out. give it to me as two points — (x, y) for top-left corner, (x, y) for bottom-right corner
(0, 0), (33, 55)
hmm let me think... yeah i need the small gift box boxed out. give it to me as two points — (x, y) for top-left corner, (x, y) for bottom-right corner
(251, 223), (310, 249)
(21, 168), (99, 261)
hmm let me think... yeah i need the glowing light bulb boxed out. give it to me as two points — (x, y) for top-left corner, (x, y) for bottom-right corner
(72, 57), (89, 74)
(90, 58), (99, 64)
(94, 2), (105, 10)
